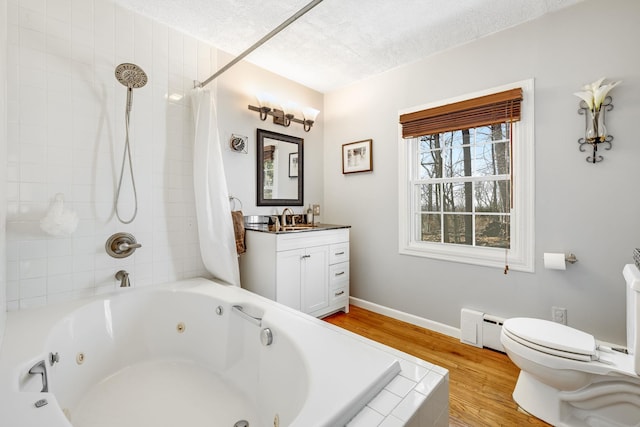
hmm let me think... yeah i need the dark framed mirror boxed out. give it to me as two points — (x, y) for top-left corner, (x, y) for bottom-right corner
(257, 128), (303, 206)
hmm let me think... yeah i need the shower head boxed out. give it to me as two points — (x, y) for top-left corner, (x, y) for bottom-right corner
(115, 63), (147, 114)
(115, 63), (148, 89)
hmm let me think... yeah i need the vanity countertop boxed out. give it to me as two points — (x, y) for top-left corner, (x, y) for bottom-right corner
(245, 223), (351, 234)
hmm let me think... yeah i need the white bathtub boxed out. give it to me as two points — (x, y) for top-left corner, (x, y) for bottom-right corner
(0, 278), (442, 427)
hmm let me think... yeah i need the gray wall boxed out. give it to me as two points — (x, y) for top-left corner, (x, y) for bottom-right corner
(323, 0), (640, 345)
(215, 51), (325, 219)
(0, 0), (7, 345)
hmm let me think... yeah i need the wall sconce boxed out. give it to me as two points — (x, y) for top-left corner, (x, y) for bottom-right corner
(574, 77), (621, 163)
(302, 106), (320, 132)
(248, 93), (320, 132)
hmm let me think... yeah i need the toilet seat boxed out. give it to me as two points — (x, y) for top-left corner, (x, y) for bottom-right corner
(502, 318), (597, 362)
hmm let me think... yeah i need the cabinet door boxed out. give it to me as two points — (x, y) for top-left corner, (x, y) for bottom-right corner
(276, 248), (304, 310)
(301, 245), (329, 314)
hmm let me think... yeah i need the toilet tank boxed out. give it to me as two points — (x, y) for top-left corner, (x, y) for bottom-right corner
(623, 264), (640, 375)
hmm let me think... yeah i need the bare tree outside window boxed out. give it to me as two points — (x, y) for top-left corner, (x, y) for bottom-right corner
(416, 123), (511, 249)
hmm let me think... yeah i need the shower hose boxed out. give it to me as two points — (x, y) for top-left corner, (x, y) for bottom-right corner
(114, 109), (138, 224)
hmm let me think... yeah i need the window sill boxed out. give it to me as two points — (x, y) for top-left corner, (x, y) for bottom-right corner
(399, 241), (534, 272)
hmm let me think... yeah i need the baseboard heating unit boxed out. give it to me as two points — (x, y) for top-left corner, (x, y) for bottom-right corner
(460, 308), (505, 353)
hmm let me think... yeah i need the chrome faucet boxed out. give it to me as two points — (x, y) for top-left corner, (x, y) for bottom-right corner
(115, 270), (130, 287)
(28, 360), (48, 393)
(281, 207), (295, 226)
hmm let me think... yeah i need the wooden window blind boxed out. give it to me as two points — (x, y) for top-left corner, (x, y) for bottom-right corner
(263, 145), (275, 161)
(399, 88), (523, 139)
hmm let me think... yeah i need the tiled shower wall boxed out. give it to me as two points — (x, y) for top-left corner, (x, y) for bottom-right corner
(6, 0), (213, 309)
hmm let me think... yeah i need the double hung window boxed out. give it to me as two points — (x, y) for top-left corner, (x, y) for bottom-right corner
(398, 80), (534, 271)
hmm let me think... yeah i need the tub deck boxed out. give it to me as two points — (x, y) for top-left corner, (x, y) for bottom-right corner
(0, 278), (448, 427)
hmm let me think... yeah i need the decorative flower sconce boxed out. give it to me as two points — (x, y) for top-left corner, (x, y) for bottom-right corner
(248, 92), (320, 132)
(574, 77), (621, 163)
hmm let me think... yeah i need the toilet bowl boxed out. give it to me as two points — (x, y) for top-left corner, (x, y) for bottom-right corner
(500, 264), (640, 427)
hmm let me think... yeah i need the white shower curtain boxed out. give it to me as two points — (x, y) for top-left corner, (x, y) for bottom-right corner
(191, 88), (240, 286)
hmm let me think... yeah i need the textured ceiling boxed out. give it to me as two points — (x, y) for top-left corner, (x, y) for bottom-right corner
(115, 0), (582, 93)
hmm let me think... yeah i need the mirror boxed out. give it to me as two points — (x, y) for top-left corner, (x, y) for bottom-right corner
(257, 128), (304, 206)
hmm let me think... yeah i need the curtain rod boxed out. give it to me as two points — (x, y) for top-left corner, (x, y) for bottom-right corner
(194, 0), (324, 89)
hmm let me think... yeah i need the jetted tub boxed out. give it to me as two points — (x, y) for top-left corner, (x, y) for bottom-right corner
(0, 278), (404, 427)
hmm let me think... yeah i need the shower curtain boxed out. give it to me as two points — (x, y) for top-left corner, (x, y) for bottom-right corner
(191, 88), (240, 286)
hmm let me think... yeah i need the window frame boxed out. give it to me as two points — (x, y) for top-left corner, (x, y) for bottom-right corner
(398, 79), (535, 272)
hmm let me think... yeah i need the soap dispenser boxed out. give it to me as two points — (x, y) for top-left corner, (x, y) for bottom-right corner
(306, 205), (314, 225)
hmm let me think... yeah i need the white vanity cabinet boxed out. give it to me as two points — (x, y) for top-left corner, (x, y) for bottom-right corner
(240, 227), (350, 318)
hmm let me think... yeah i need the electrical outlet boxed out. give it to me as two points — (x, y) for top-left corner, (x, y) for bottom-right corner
(552, 306), (567, 325)
(312, 204), (320, 216)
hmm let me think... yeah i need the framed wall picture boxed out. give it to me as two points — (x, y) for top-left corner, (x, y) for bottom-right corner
(342, 139), (372, 174)
(289, 152), (299, 177)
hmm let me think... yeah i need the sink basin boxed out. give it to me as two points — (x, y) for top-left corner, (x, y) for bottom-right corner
(281, 225), (317, 231)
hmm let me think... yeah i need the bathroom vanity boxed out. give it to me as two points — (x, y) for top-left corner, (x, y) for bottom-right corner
(240, 224), (350, 318)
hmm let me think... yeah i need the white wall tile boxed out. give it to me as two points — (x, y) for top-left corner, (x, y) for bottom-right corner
(19, 258), (47, 278)
(46, 17), (71, 42)
(19, 65), (45, 89)
(19, 84), (46, 122)
(7, 163), (19, 182)
(7, 0), (211, 309)
(20, 0), (45, 13)
(19, 295), (46, 309)
(19, 7), (45, 32)
(6, 182), (18, 202)
(46, 237), (71, 255)
(6, 280), (20, 302)
(20, 163), (47, 182)
(114, 4), (133, 62)
(19, 276), (46, 298)
(19, 182), (48, 202)
(19, 239), (47, 258)
(71, 0), (93, 32)
(133, 13), (152, 71)
(47, 0), (71, 23)
(20, 26), (45, 51)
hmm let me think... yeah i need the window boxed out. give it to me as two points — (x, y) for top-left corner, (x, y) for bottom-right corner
(398, 80), (534, 272)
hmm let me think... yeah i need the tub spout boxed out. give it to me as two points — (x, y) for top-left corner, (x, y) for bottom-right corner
(28, 360), (48, 393)
(115, 270), (130, 287)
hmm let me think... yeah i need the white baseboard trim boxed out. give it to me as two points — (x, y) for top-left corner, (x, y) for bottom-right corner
(349, 297), (460, 339)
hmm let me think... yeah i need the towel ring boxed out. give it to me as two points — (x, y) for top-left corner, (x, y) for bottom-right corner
(229, 196), (243, 211)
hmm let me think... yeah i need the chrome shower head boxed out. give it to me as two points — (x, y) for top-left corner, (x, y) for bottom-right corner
(115, 63), (147, 114)
(115, 63), (148, 89)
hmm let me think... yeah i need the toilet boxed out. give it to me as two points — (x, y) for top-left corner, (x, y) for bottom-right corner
(500, 264), (640, 427)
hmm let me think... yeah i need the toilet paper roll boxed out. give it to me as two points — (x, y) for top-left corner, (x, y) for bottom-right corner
(544, 253), (566, 270)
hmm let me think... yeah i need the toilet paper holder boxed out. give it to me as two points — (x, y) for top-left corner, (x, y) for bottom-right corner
(544, 252), (578, 270)
(565, 253), (578, 264)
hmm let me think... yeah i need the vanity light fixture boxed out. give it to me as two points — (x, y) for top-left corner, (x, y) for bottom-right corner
(302, 106), (320, 132)
(248, 93), (320, 132)
(574, 77), (621, 163)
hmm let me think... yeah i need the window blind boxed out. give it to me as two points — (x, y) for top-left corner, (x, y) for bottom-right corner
(263, 145), (275, 161)
(399, 88), (523, 139)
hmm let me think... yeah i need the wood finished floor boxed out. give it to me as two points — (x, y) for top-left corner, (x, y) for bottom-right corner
(324, 305), (550, 427)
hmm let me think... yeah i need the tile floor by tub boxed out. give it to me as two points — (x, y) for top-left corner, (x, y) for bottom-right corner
(347, 351), (449, 427)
